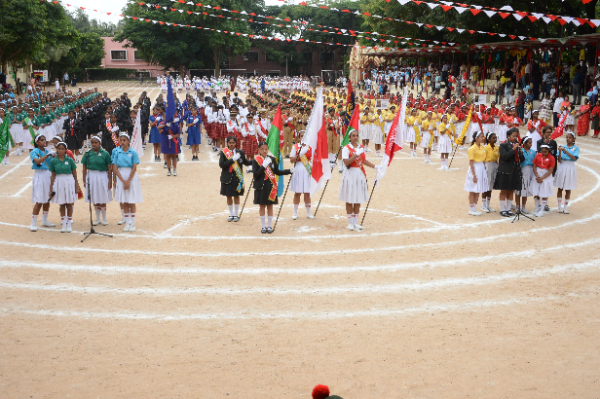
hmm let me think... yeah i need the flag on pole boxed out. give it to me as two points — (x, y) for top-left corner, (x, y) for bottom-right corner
(344, 79), (355, 126)
(302, 89), (330, 196)
(376, 88), (407, 182)
(551, 112), (569, 140)
(341, 104), (360, 148)
(266, 104), (285, 196)
(130, 108), (144, 157)
(164, 76), (180, 151)
(0, 117), (15, 163)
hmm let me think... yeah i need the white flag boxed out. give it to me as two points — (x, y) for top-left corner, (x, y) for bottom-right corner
(130, 110), (144, 157)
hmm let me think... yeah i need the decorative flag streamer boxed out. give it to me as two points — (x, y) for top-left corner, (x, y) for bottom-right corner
(130, 107), (144, 158)
(551, 112), (569, 140)
(455, 106), (473, 145)
(0, 117), (15, 163)
(301, 89), (330, 196)
(266, 104), (285, 196)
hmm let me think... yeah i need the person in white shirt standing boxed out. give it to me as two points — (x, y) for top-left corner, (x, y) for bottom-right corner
(553, 91), (565, 128)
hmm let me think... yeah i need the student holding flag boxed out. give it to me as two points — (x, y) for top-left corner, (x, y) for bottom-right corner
(161, 78), (182, 176)
(289, 130), (314, 220)
(220, 135), (252, 222)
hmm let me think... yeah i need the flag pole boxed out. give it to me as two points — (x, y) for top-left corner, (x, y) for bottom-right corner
(448, 140), (459, 169)
(313, 145), (343, 217)
(359, 176), (378, 226)
(237, 175), (254, 220)
(272, 149), (303, 232)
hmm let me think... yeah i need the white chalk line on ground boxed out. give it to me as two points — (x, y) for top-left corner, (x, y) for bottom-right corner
(0, 257), (598, 296)
(0, 292), (590, 321)
(0, 237), (597, 276)
(0, 212), (598, 258)
(0, 157), (31, 182)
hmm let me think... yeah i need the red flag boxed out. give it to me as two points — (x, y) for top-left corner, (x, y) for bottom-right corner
(551, 112), (569, 140)
(346, 79), (354, 105)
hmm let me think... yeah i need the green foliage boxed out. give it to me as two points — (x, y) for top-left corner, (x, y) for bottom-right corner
(68, 9), (119, 37)
(87, 68), (137, 80)
(115, 0), (264, 75)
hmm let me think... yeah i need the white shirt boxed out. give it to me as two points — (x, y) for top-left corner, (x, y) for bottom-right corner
(553, 97), (564, 113)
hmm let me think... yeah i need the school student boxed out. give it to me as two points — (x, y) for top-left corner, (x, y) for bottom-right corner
(111, 133), (143, 232)
(554, 132), (579, 214)
(49, 141), (81, 232)
(515, 136), (536, 214)
(219, 136), (252, 222)
(482, 132), (499, 212)
(29, 134), (56, 231)
(289, 130), (314, 220)
(81, 135), (112, 226)
(531, 144), (556, 218)
(464, 131), (489, 216)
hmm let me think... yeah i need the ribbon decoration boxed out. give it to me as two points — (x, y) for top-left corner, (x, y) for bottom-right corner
(455, 105), (473, 146)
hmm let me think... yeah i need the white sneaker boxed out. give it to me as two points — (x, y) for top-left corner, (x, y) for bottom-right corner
(307, 213), (315, 219)
(481, 207), (490, 213)
(29, 224), (38, 232)
(129, 225), (136, 232)
(563, 208), (569, 214)
(118, 218), (126, 225)
(487, 207), (496, 212)
(521, 208), (530, 214)
(292, 214), (298, 220)
(557, 207), (563, 213)
(535, 210), (544, 218)
(123, 224), (131, 232)
(41, 221), (56, 227)
(66, 224), (72, 233)
(347, 223), (355, 231)
(469, 210), (482, 216)
(93, 219), (100, 226)
(60, 225), (67, 233)
(102, 220), (108, 226)
(354, 224), (363, 230)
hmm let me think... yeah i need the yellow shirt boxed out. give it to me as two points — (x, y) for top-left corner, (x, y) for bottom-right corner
(438, 122), (453, 137)
(468, 144), (486, 162)
(484, 144), (500, 162)
(420, 119), (433, 132)
(360, 114), (372, 125)
(373, 114), (384, 129)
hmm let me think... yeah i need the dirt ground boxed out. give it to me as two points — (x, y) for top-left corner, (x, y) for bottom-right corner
(1, 81), (599, 398)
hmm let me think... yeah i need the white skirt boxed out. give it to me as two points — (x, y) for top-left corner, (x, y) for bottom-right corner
(51, 174), (78, 204)
(114, 167), (143, 203)
(438, 134), (453, 154)
(372, 126), (384, 145)
(420, 132), (432, 149)
(486, 161), (498, 191)
(482, 123), (494, 135)
(496, 124), (508, 143)
(463, 162), (489, 193)
(566, 114), (575, 125)
(290, 162), (312, 194)
(553, 161), (577, 190)
(339, 167), (369, 204)
(517, 165), (534, 197)
(84, 170), (113, 204)
(405, 126), (416, 143)
(531, 168), (554, 198)
(455, 122), (465, 138)
(359, 124), (372, 140)
(9, 124), (23, 144)
(31, 169), (52, 204)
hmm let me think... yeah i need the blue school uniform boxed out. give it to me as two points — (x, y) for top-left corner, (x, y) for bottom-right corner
(111, 146), (140, 168)
(185, 113), (202, 145)
(148, 115), (162, 144)
(160, 122), (182, 155)
(522, 148), (536, 167)
(30, 148), (52, 169)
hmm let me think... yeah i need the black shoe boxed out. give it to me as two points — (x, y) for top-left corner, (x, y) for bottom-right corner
(232, 216), (239, 222)
(261, 227), (267, 234)
(267, 227), (273, 234)
(176, 156), (179, 161)
(544, 205), (550, 212)
(505, 211), (515, 216)
(227, 216), (234, 222)
(500, 211), (510, 217)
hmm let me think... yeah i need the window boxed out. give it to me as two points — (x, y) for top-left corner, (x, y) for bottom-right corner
(133, 51), (143, 61)
(243, 51), (259, 62)
(320, 52), (334, 63)
(111, 50), (127, 60)
(302, 52), (312, 62)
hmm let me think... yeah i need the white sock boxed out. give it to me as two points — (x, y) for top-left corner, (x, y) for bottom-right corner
(542, 199), (548, 210)
(534, 198), (540, 211)
(124, 212), (130, 226)
(61, 216), (66, 228)
(293, 204), (299, 216)
(347, 214), (353, 225)
(507, 199), (513, 210)
(228, 205), (234, 216)
(352, 214), (358, 225)
(95, 206), (101, 220)
(42, 211), (49, 224)
(306, 204), (311, 216)
(67, 217), (72, 227)
(486, 198), (491, 208)
(31, 214), (38, 226)
(234, 203), (239, 217)
(260, 215), (266, 228)
(130, 213), (136, 226)
(564, 199), (569, 210)
(469, 204), (476, 212)
(101, 207), (107, 221)
(441, 159), (447, 168)
(121, 209), (125, 220)
(267, 216), (273, 228)
(500, 201), (506, 212)
(557, 197), (562, 209)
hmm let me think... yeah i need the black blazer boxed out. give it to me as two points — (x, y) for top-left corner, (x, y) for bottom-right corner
(62, 117), (81, 137)
(252, 155), (291, 190)
(101, 123), (119, 155)
(219, 149), (252, 184)
(498, 140), (525, 173)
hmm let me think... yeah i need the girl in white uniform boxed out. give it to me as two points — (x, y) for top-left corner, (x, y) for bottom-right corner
(289, 131), (315, 220)
(371, 109), (385, 157)
(111, 133), (143, 232)
(515, 136), (536, 214)
(554, 132), (579, 214)
(531, 144), (556, 217)
(437, 114), (454, 170)
(359, 107), (373, 151)
(339, 128), (376, 230)
(49, 141), (81, 232)
(404, 108), (419, 157)
(29, 134), (56, 232)
(81, 135), (113, 226)
(464, 131), (489, 215)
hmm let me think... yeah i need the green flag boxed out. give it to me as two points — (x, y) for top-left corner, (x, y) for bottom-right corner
(0, 117), (15, 163)
(266, 104), (284, 196)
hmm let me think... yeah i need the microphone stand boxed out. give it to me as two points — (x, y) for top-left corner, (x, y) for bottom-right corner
(81, 147), (114, 242)
(512, 142), (535, 223)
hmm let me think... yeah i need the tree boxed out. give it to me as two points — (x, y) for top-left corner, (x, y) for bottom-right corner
(115, 0), (264, 76)
(68, 9), (119, 37)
